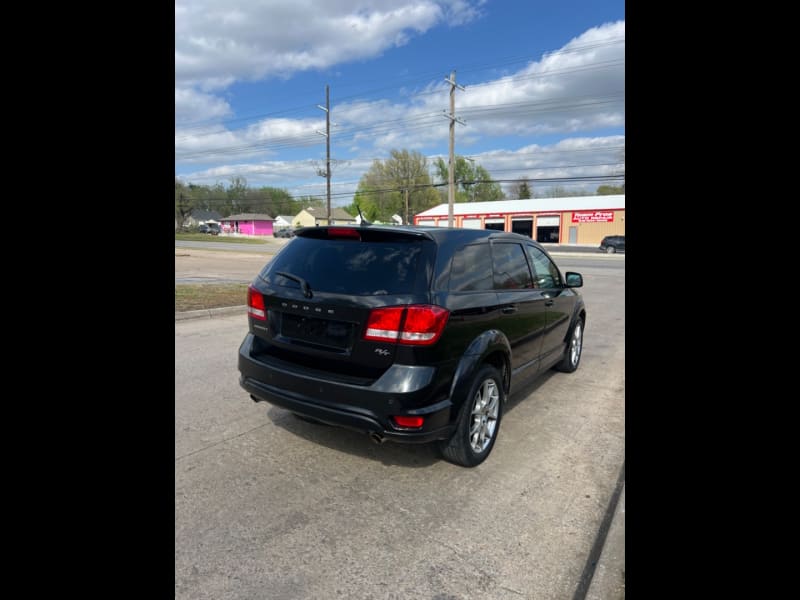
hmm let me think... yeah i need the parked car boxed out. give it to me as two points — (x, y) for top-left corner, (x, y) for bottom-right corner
(273, 228), (295, 238)
(599, 235), (624, 253)
(239, 226), (586, 467)
(198, 223), (221, 235)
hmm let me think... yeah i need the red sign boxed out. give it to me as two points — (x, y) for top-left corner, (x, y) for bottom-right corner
(571, 211), (614, 223)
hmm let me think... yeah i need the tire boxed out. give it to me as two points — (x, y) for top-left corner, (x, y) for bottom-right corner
(605, 246), (616, 254)
(439, 365), (504, 467)
(554, 317), (584, 373)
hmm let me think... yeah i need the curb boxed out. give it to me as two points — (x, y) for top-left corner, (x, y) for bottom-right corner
(175, 305), (248, 321)
(549, 252), (625, 258)
(585, 483), (626, 600)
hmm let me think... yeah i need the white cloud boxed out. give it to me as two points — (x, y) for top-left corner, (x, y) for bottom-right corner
(175, 15), (624, 203)
(176, 1), (484, 122)
(179, 135), (624, 203)
(175, 87), (233, 124)
(175, 1), (481, 87)
(408, 20), (625, 140)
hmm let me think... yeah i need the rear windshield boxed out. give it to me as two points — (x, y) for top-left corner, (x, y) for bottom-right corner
(261, 236), (434, 295)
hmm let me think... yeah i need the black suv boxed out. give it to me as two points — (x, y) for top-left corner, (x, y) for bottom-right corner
(239, 226), (586, 466)
(599, 235), (624, 253)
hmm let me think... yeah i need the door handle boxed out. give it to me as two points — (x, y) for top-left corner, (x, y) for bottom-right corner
(545, 300), (554, 307)
(502, 306), (517, 314)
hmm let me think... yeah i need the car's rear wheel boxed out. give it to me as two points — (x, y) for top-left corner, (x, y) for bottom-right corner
(439, 365), (504, 467)
(606, 246), (616, 254)
(554, 317), (583, 373)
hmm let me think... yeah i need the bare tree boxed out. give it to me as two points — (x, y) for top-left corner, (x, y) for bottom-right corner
(513, 178), (532, 199)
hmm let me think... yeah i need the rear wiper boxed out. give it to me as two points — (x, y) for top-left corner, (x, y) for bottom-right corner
(276, 271), (313, 298)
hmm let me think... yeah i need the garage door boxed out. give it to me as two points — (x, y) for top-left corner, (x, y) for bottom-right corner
(511, 218), (533, 237)
(536, 216), (560, 226)
(462, 218), (482, 229)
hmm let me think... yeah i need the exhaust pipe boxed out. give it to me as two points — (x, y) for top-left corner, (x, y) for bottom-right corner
(369, 432), (386, 444)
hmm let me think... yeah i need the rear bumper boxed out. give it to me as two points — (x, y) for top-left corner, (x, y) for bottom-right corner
(238, 334), (455, 443)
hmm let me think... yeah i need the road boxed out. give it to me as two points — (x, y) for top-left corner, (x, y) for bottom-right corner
(175, 254), (625, 599)
(174, 240), (622, 285)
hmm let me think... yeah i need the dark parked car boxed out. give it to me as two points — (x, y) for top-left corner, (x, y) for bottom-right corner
(239, 226), (586, 467)
(198, 223), (221, 235)
(273, 228), (295, 238)
(599, 235), (624, 253)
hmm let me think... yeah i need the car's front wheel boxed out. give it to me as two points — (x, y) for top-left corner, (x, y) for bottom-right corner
(439, 365), (504, 467)
(554, 317), (584, 373)
(605, 246), (616, 254)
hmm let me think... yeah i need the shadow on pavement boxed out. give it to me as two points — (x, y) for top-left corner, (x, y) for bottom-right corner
(265, 406), (442, 468)
(264, 367), (559, 468)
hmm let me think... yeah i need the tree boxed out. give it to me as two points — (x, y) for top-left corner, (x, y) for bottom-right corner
(226, 176), (248, 214)
(433, 156), (504, 202)
(537, 185), (589, 198)
(596, 185), (625, 195)
(175, 178), (194, 230)
(352, 149), (440, 223)
(513, 178), (532, 199)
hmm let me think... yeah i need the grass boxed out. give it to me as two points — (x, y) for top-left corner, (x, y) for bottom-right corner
(175, 232), (268, 244)
(175, 283), (249, 312)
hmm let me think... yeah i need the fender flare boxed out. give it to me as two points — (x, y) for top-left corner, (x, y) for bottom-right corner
(563, 298), (587, 343)
(447, 329), (511, 420)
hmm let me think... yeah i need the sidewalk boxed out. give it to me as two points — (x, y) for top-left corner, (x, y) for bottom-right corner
(175, 305), (247, 321)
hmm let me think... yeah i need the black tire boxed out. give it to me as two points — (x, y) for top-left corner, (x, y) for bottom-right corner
(605, 246), (616, 254)
(439, 365), (504, 467)
(554, 317), (584, 373)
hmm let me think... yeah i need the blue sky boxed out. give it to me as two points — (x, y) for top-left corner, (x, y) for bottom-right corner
(175, 0), (625, 206)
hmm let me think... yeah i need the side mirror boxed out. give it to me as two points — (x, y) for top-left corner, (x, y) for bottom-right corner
(565, 272), (583, 288)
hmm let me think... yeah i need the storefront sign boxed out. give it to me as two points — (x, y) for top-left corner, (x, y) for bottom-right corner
(571, 211), (614, 223)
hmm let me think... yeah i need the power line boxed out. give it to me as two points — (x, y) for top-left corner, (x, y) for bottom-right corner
(175, 36), (624, 133)
(175, 94), (623, 160)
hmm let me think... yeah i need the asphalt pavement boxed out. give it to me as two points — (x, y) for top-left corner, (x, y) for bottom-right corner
(174, 244), (625, 598)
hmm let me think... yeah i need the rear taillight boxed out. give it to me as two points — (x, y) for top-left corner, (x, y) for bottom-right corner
(247, 285), (267, 321)
(391, 415), (425, 429)
(364, 305), (449, 346)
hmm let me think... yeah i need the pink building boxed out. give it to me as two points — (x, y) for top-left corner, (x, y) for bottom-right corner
(219, 213), (275, 236)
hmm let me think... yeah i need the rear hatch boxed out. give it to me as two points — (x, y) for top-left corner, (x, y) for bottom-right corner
(247, 227), (438, 384)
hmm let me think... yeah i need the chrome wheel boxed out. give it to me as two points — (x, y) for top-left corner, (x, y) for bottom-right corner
(469, 379), (500, 453)
(570, 322), (583, 367)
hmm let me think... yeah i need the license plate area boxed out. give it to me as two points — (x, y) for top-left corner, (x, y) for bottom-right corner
(279, 313), (354, 350)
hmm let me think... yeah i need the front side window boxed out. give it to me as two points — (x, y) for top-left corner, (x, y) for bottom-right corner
(525, 245), (562, 289)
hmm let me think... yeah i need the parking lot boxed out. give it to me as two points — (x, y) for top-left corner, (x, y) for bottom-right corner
(175, 250), (624, 599)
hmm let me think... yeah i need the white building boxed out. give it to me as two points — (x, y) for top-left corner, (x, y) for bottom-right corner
(414, 195), (625, 245)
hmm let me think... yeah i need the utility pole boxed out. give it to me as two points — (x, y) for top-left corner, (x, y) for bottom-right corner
(443, 71), (465, 227)
(316, 85), (331, 224)
(404, 187), (409, 225)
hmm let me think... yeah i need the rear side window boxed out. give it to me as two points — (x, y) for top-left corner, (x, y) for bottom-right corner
(491, 242), (533, 289)
(449, 243), (493, 291)
(262, 237), (434, 295)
